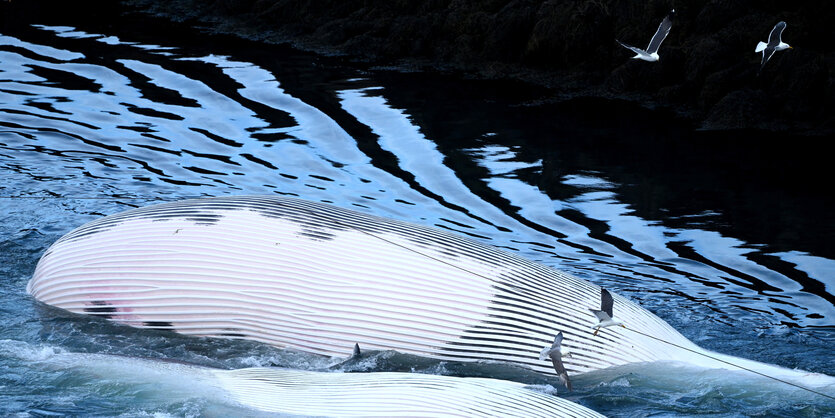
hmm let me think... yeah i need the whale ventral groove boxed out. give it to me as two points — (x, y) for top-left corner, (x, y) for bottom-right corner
(31, 195), (815, 383)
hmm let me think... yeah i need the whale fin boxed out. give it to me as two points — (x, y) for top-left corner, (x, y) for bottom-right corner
(328, 343), (365, 370)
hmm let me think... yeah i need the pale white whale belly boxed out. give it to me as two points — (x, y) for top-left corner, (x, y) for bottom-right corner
(13, 343), (603, 417)
(212, 367), (604, 417)
(26, 196), (724, 376)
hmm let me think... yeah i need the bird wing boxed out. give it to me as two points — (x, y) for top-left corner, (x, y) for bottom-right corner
(553, 331), (564, 346)
(590, 309), (610, 322)
(540, 331), (564, 360)
(549, 354), (572, 391)
(768, 21), (786, 48)
(647, 10), (675, 54)
(761, 46), (777, 67)
(617, 40), (648, 56)
(601, 288), (614, 318)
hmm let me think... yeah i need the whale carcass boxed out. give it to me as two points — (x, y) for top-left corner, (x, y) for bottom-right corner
(213, 367), (603, 416)
(14, 343), (602, 417)
(26, 196), (823, 381)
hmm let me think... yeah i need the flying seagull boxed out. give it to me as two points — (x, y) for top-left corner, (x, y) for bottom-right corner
(590, 288), (625, 336)
(618, 9), (675, 62)
(755, 21), (791, 68)
(539, 331), (572, 390)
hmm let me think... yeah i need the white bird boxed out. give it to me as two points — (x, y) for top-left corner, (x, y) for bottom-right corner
(618, 9), (675, 62)
(755, 21), (791, 68)
(539, 331), (572, 390)
(590, 288), (625, 336)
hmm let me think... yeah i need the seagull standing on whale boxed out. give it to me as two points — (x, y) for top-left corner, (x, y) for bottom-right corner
(618, 9), (675, 62)
(756, 21), (791, 68)
(540, 331), (572, 390)
(590, 288), (625, 336)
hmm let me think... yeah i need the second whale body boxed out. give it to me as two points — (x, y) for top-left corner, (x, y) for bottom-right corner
(9, 341), (602, 417)
(26, 196), (831, 384)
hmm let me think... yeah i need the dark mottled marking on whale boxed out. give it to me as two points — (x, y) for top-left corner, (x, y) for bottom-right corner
(298, 227), (336, 242)
(246, 189), (504, 259)
(225, 198), (353, 235)
(60, 224), (121, 243)
(438, 248), (462, 260)
(143, 211), (223, 226)
(458, 325), (550, 342)
(51, 197), (516, 266)
(143, 321), (174, 329)
(84, 301), (117, 319)
(185, 214), (224, 225)
(455, 334), (541, 348)
(57, 205), (227, 243)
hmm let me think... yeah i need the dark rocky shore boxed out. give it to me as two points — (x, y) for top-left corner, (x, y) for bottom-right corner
(4, 0), (834, 134)
(124, 0), (834, 134)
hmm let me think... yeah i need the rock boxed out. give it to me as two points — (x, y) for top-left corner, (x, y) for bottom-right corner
(116, 0), (835, 134)
(702, 89), (769, 130)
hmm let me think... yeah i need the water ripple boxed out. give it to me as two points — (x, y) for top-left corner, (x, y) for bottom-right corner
(0, 20), (833, 416)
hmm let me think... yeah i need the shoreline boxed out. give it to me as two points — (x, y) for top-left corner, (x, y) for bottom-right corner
(2, 0), (832, 135)
(119, 0), (834, 135)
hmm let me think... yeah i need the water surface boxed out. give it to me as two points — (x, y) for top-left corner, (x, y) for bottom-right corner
(1, 12), (833, 417)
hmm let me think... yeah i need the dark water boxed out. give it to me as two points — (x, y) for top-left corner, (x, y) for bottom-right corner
(1, 9), (833, 417)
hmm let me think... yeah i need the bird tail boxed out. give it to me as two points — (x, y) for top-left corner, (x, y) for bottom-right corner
(755, 41), (767, 53)
(559, 372), (573, 391)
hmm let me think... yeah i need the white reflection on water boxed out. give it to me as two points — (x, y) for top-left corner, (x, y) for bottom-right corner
(338, 87), (527, 233)
(1, 21), (833, 417)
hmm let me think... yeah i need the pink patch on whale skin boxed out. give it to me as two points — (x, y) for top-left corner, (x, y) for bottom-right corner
(83, 293), (140, 323)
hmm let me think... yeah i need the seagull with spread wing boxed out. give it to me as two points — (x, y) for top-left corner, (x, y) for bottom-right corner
(618, 9), (675, 62)
(756, 21), (791, 69)
(539, 331), (572, 390)
(590, 288), (625, 336)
